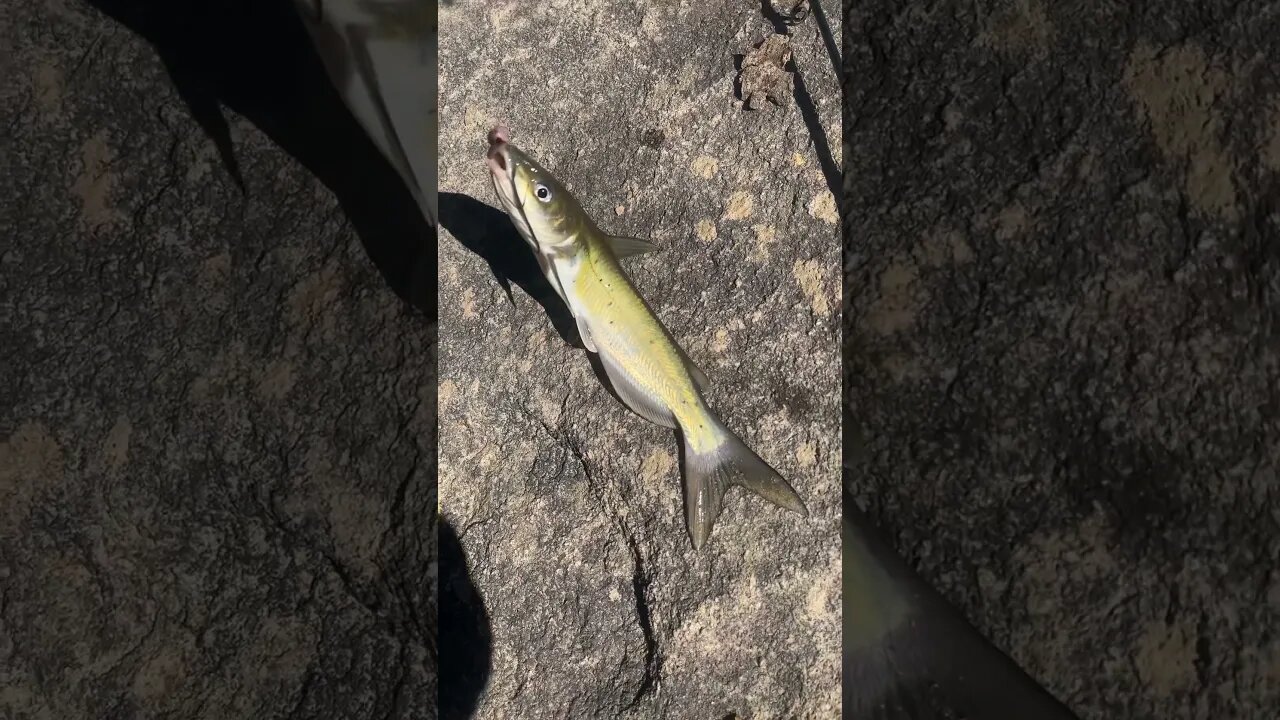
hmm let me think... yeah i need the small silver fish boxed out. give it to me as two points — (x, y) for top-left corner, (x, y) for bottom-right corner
(485, 125), (808, 548)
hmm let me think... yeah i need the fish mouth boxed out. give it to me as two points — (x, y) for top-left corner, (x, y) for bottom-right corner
(486, 125), (521, 214)
(485, 125), (539, 250)
(486, 125), (513, 179)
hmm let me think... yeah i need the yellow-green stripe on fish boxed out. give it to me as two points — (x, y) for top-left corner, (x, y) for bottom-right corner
(484, 125), (807, 548)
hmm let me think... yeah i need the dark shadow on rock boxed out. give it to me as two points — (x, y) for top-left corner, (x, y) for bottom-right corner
(440, 192), (644, 428)
(438, 191), (582, 348)
(439, 516), (492, 720)
(806, 0), (842, 79)
(787, 59), (841, 201)
(756, 2), (842, 201)
(83, 0), (436, 316)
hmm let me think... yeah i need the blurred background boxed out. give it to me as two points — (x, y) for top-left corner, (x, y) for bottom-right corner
(2, 1), (437, 718)
(845, 0), (1280, 717)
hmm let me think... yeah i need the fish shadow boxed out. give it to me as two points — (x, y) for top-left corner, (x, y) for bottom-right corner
(439, 516), (493, 719)
(439, 192), (637, 412)
(438, 191), (582, 348)
(83, 0), (436, 315)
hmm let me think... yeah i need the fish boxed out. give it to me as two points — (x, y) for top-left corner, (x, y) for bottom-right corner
(485, 125), (808, 548)
(291, 0), (438, 225)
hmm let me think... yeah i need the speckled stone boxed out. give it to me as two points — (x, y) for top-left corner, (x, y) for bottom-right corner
(437, 0), (843, 717)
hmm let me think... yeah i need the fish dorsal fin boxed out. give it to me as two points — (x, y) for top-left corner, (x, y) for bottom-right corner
(597, 350), (677, 429)
(606, 235), (660, 259)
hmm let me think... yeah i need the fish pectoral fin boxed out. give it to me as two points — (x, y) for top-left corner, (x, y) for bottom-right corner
(597, 351), (676, 429)
(543, 254), (573, 307)
(575, 316), (597, 352)
(606, 235), (660, 259)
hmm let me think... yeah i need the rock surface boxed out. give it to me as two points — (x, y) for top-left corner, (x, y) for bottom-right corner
(845, 1), (1280, 717)
(437, 1), (843, 717)
(2, 1), (437, 719)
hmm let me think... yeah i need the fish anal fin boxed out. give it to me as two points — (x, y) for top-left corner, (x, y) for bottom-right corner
(597, 351), (676, 429)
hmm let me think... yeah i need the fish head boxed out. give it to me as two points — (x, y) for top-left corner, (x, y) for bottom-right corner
(486, 126), (588, 255)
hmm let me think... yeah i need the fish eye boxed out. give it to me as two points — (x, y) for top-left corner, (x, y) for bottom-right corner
(534, 183), (552, 202)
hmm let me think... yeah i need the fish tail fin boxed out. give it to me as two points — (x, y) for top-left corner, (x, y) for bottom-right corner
(842, 488), (1080, 719)
(680, 415), (808, 549)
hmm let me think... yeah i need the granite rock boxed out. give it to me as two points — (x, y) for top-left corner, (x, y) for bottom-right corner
(437, 1), (843, 717)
